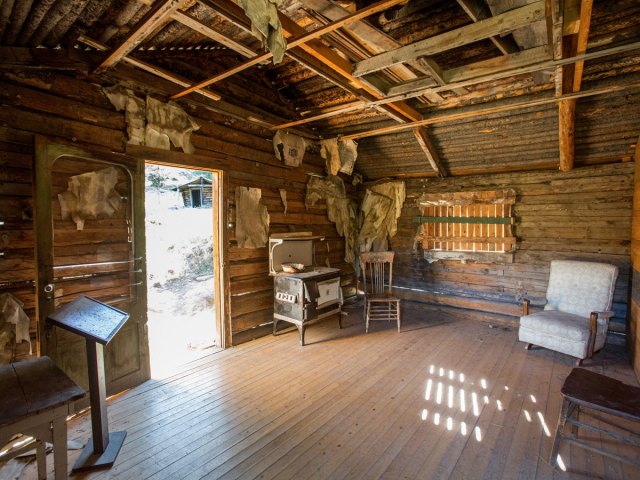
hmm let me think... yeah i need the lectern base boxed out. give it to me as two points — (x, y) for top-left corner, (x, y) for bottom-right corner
(72, 431), (127, 471)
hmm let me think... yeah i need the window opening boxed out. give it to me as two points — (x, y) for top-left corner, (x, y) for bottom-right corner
(415, 190), (516, 261)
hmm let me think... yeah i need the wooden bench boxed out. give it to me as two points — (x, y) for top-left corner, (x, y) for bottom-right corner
(0, 356), (85, 479)
(550, 368), (640, 468)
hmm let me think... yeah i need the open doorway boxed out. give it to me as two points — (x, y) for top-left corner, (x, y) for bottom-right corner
(144, 164), (223, 378)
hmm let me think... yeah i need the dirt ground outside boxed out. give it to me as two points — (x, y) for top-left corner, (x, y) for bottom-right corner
(145, 188), (218, 378)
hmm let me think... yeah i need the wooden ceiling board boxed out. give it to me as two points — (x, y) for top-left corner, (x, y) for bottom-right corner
(0, 0), (638, 179)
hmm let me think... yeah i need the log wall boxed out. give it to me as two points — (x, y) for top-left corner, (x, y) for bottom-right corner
(630, 156), (640, 380)
(0, 71), (352, 353)
(392, 163), (634, 331)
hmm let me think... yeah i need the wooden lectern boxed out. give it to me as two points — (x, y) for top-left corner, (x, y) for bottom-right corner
(47, 295), (128, 471)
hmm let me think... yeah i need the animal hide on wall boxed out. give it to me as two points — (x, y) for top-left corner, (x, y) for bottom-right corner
(58, 166), (121, 230)
(145, 96), (200, 154)
(104, 86), (200, 153)
(239, 0), (287, 63)
(273, 131), (306, 166)
(319, 138), (358, 176)
(235, 186), (270, 248)
(305, 175), (358, 264)
(0, 293), (32, 361)
(358, 181), (406, 253)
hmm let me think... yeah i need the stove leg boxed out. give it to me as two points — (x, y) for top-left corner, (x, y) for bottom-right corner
(298, 325), (306, 346)
(273, 318), (279, 336)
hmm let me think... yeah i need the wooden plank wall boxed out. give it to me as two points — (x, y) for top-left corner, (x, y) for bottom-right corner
(0, 71), (353, 354)
(392, 163), (633, 330)
(630, 157), (640, 380)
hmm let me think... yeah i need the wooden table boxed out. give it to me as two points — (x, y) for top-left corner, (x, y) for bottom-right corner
(550, 368), (640, 468)
(0, 356), (85, 480)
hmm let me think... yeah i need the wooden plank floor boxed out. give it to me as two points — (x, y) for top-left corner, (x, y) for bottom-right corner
(7, 301), (640, 479)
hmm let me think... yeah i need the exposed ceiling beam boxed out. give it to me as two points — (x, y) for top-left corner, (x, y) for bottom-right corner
(442, 45), (551, 84)
(547, 0), (564, 95)
(455, 0), (520, 55)
(170, 0), (407, 97)
(386, 40), (639, 99)
(353, 1), (545, 77)
(0, 46), (88, 70)
(171, 10), (257, 58)
(301, 0), (443, 104)
(416, 56), (468, 95)
(94, 0), (185, 74)
(258, 0), (444, 169)
(634, 134), (640, 162)
(413, 127), (447, 176)
(340, 81), (640, 141)
(558, 99), (575, 172)
(275, 41), (640, 129)
(558, 0), (593, 172)
(571, 0), (593, 93)
(81, 36), (319, 139)
(563, 0), (582, 35)
(78, 34), (222, 102)
(198, 0), (423, 125)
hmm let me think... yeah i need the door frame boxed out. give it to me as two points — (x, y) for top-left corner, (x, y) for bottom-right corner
(34, 136), (150, 393)
(134, 146), (228, 349)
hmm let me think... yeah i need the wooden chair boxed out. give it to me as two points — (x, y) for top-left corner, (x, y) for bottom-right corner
(360, 251), (400, 333)
(519, 260), (618, 365)
(550, 368), (640, 469)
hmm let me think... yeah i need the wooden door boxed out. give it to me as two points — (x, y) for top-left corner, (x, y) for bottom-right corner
(35, 137), (150, 399)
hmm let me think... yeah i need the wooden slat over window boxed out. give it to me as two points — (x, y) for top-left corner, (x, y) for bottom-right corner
(415, 190), (516, 254)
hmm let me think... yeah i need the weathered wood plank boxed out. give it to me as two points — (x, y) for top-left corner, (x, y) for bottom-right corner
(353, 1), (546, 76)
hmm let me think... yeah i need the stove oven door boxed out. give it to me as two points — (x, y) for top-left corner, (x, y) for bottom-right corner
(316, 277), (341, 309)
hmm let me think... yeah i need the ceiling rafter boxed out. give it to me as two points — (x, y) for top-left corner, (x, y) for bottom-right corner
(295, 0), (445, 174)
(170, 10), (257, 58)
(339, 81), (640, 142)
(79, 35), (321, 140)
(547, 0), (565, 96)
(78, 34), (222, 102)
(558, 0), (593, 172)
(281, 41), (640, 130)
(197, 0), (424, 126)
(300, 0), (442, 104)
(416, 56), (468, 96)
(353, 1), (546, 77)
(413, 127), (447, 177)
(170, 0), (407, 98)
(275, 40), (640, 130)
(94, 0), (188, 74)
(455, 0), (519, 55)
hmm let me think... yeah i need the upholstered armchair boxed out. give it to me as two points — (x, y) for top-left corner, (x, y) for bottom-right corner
(518, 260), (618, 365)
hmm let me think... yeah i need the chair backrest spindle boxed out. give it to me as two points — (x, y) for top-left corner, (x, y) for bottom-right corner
(360, 251), (395, 296)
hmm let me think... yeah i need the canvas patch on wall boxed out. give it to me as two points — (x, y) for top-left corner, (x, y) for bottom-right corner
(235, 186), (270, 248)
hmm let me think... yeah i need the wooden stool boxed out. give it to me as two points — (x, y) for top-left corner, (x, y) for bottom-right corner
(550, 368), (640, 468)
(0, 356), (85, 479)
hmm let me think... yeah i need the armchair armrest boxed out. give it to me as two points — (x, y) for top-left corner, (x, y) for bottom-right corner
(587, 310), (614, 356)
(592, 310), (614, 320)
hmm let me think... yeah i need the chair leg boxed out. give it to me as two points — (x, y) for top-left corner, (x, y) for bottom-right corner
(550, 398), (572, 467)
(397, 302), (401, 332)
(365, 302), (370, 333)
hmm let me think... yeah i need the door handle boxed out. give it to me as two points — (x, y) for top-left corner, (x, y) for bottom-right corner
(44, 283), (55, 300)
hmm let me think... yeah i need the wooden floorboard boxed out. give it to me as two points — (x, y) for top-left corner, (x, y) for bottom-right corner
(5, 301), (640, 479)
